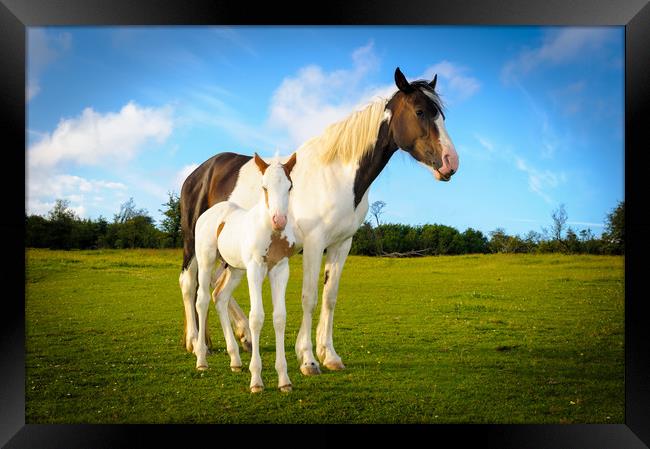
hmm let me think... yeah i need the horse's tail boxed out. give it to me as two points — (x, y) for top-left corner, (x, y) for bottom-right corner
(179, 162), (211, 352)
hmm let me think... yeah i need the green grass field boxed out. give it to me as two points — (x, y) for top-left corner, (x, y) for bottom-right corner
(25, 248), (624, 423)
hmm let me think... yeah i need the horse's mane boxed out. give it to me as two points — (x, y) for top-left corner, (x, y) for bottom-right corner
(299, 98), (389, 165)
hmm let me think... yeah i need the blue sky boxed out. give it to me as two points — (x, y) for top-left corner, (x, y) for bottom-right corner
(26, 26), (624, 238)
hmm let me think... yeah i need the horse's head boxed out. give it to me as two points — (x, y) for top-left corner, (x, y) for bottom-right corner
(253, 152), (297, 232)
(386, 67), (459, 182)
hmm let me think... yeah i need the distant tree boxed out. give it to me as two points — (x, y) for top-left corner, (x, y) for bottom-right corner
(159, 191), (182, 247)
(114, 197), (148, 224)
(369, 201), (386, 227)
(461, 228), (489, 254)
(47, 199), (78, 249)
(579, 228), (595, 242)
(49, 199), (76, 221)
(564, 228), (581, 254)
(524, 230), (543, 253)
(602, 200), (624, 254)
(489, 228), (509, 253)
(350, 221), (378, 255)
(551, 203), (568, 244)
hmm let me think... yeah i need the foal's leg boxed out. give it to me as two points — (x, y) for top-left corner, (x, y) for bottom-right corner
(246, 261), (267, 393)
(212, 267), (245, 371)
(316, 237), (352, 371)
(295, 240), (325, 376)
(179, 257), (199, 352)
(269, 260), (292, 392)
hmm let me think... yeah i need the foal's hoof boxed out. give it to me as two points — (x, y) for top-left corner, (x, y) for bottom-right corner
(324, 360), (346, 371)
(230, 366), (242, 373)
(196, 364), (209, 371)
(279, 384), (292, 393)
(300, 362), (321, 376)
(250, 385), (264, 393)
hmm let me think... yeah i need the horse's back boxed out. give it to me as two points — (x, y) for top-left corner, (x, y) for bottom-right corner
(180, 152), (252, 270)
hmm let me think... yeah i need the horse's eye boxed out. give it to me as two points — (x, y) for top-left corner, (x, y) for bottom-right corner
(416, 110), (424, 117)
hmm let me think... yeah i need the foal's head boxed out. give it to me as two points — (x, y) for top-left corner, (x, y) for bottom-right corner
(387, 67), (459, 182)
(253, 153), (297, 232)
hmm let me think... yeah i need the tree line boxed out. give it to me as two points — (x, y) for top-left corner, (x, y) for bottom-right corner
(349, 201), (624, 256)
(26, 194), (181, 250)
(25, 195), (624, 256)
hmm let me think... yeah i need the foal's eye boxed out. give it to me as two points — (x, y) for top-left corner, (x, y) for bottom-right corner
(416, 110), (424, 117)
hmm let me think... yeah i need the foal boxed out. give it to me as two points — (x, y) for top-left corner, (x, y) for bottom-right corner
(194, 152), (297, 393)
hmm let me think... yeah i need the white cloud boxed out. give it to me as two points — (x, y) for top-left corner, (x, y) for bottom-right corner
(26, 101), (174, 218)
(475, 134), (495, 153)
(28, 101), (173, 168)
(26, 172), (127, 217)
(502, 28), (614, 83)
(515, 157), (566, 204)
(267, 41), (385, 147)
(27, 29), (72, 102)
(267, 47), (482, 149)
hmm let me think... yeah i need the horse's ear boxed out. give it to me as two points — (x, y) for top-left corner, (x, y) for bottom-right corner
(395, 67), (414, 93)
(254, 152), (269, 174)
(429, 74), (438, 90)
(283, 152), (297, 175)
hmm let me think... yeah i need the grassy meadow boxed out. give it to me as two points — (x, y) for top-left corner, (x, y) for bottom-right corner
(25, 248), (624, 423)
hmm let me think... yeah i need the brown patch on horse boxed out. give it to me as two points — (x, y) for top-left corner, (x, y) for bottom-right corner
(216, 221), (225, 239)
(324, 269), (329, 286)
(264, 232), (295, 269)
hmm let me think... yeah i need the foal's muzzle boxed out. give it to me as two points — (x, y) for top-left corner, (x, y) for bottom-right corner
(272, 214), (287, 231)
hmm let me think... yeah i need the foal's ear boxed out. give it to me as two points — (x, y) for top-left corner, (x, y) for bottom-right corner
(253, 152), (269, 174)
(394, 67), (414, 93)
(429, 74), (438, 91)
(283, 152), (297, 175)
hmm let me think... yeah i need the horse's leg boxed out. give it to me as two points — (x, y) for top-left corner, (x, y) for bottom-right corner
(194, 258), (214, 370)
(227, 296), (252, 353)
(246, 261), (267, 393)
(316, 237), (352, 371)
(212, 262), (251, 353)
(179, 257), (199, 353)
(212, 267), (245, 371)
(269, 260), (292, 392)
(295, 240), (325, 376)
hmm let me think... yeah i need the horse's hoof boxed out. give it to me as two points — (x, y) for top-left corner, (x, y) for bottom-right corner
(279, 384), (292, 393)
(230, 366), (242, 373)
(250, 385), (264, 393)
(324, 360), (346, 371)
(196, 364), (209, 371)
(300, 363), (321, 376)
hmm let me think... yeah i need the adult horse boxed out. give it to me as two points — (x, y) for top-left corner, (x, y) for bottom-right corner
(179, 67), (459, 375)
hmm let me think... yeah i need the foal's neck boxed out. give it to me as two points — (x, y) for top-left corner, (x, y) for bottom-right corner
(352, 118), (398, 208)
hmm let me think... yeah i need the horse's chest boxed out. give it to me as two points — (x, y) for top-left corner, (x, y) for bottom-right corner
(264, 232), (296, 269)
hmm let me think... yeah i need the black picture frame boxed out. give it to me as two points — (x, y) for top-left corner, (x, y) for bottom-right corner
(3, 1), (649, 447)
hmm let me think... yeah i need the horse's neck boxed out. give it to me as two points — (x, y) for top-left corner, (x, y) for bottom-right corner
(352, 119), (397, 207)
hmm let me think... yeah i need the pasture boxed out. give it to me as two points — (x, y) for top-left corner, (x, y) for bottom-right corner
(25, 249), (624, 423)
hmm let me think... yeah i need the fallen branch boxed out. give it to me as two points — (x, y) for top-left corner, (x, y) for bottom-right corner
(380, 248), (434, 258)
